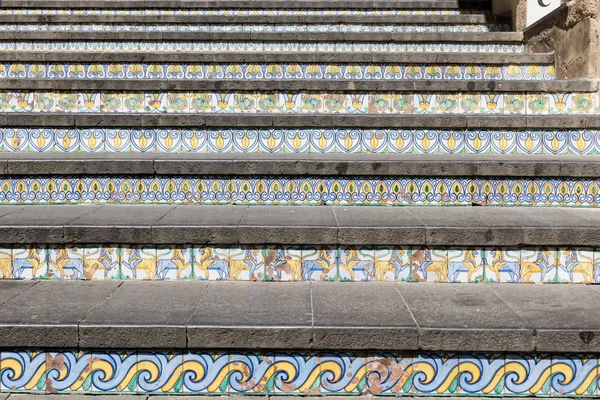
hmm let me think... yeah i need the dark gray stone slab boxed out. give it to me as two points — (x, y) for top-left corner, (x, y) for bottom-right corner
(152, 205), (247, 244)
(81, 281), (208, 349)
(0, 280), (37, 305)
(0, 205), (98, 244)
(239, 206), (337, 245)
(334, 207), (425, 245)
(187, 281), (312, 349)
(493, 285), (600, 352)
(64, 204), (176, 244)
(4, 79), (594, 93)
(398, 283), (534, 351)
(0, 281), (120, 348)
(0, 52), (554, 65)
(312, 282), (418, 350)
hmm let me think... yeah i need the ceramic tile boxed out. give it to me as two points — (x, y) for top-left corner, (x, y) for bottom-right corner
(373, 247), (411, 282)
(45, 246), (85, 280)
(272, 353), (320, 394)
(411, 353), (459, 395)
(302, 246), (337, 281)
(45, 351), (92, 393)
(135, 352), (183, 393)
(571, 93), (596, 114)
(121, 245), (156, 280)
(155, 246), (194, 280)
(228, 353), (274, 394)
(446, 248), (485, 283)
(411, 247), (447, 282)
(319, 352), (366, 395)
(227, 247), (264, 281)
(0, 247), (10, 278)
(481, 93), (503, 114)
(365, 353), (412, 395)
(503, 354), (553, 395)
(194, 247), (229, 280)
(262, 246), (301, 281)
(503, 93), (526, 114)
(90, 351), (138, 393)
(550, 354), (599, 396)
(484, 248), (521, 283)
(77, 93), (101, 113)
(434, 93), (458, 114)
(12, 246), (47, 280)
(521, 248), (554, 283)
(339, 246), (375, 282)
(548, 93), (572, 114)
(1, 350), (47, 392)
(458, 354), (505, 395)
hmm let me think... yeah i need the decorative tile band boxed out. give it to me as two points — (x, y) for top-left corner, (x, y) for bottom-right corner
(0, 177), (599, 206)
(2, 245), (600, 283)
(0, 91), (594, 114)
(1, 350), (599, 395)
(1, 128), (595, 155)
(0, 42), (523, 53)
(1, 23), (509, 33)
(0, 9), (489, 16)
(1, 63), (554, 81)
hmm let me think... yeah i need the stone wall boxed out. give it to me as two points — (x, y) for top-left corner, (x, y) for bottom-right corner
(523, 0), (599, 79)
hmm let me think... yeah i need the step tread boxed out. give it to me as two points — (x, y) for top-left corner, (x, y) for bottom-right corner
(0, 204), (598, 247)
(1, 279), (598, 352)
(0, 79), (592, 92)
(0, 31), (522, 42)
(3, 153), (600, 177)
(0, 51), (554, 63)
(1, 114), (598, 128)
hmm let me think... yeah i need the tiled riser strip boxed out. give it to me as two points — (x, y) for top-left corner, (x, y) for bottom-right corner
(2, 24), (509, 33)
(0, 43), (523, 53)
(1, 351), (599, 395)
(0, 10), (490, 16)
(0, 63), (553, 80)
(1, 177), (600, 206)
(3, 128), (598, 155)
(0, 91), (595, 114)
(3, 246), (600, 283)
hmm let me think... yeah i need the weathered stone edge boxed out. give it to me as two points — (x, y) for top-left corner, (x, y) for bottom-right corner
(0, 114), (597, 128)
(3, 153), (600, 178)
(0, 0), (493, 9)
(0, 51), (554, 63)
(1, 79), (593, 92)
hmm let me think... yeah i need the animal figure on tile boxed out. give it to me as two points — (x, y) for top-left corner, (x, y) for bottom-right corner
(489, 249), (521, 283)
(12, 247), (44, 279)
(446, 250), (482, 282)
(560, 249), (594, 283)
(520, 249), (552, 283)
(124, 247), (157, 280)
(52, 248), (85, 280)
(301, 249), (335, 280)
(84, 247), (116, 279)
(156, 248), (190, 280)
(228, 249), (263, 280)
(342, 249), (375, 281)
(196, 248), (230, 280)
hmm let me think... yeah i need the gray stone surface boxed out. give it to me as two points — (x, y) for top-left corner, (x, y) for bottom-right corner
(0, 31), (525, 43)
(0, 281), (120, 348)
(152, 205), (247, 244)
(239, 206), (338, 244)
(2, 281), (600, 351)
(494, 285), (600, 352)
(0, 0), (493, 9)
(81, 281), (208, 348)
(312, 282), (418, 349)
(398, 284), (534, 352)
(6, 153), (600, 178)
(0, 280), (36, 305)
(64, 204), (176, 244)
(5, 79), (595, 92)
(3, 113), (600, 129)
(335, 207), (425, 245)
(187, 281), (312, 348)
(0, 51), (555, 64)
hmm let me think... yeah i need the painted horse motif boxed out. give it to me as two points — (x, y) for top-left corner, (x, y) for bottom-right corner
(489, 249), (521, 283)
(12, 247), (44, 279)
(561, 249), (594, 283)
(302, 249), (334, 280)
(156, 248), (189, 280)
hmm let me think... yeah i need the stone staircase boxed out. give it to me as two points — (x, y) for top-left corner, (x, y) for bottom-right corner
(0, 0), (600, 397)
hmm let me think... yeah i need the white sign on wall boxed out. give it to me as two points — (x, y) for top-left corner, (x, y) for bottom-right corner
(526, 0), (562, 26)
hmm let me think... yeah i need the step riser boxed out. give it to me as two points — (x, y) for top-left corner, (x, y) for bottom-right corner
(0, 63), (554, 81)
(0, 176), (597, 206)
(0, 24), (510, 33)
(0, 350), (597, 395)
(0, 42), (524, 53)
(0, 245), (598, 283)
(0, 91), (592, 115)
(1, 128), (594, 155)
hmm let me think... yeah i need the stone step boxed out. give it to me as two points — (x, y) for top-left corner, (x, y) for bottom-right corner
(0, 0), (493, 10)
(0, 204), (596, 247)
(0, 13), (506, 24)
(0, 23), (510, 34)
(0, 31), (522, 42)
(1, 113), (597, 128)
(1, 153), (600, 177)
(1, 280), (600, 352)
(0, 51), (551, 63)
(0, 79), (589, 91)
